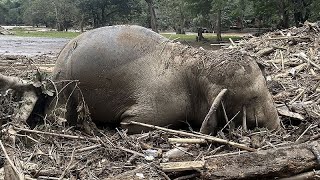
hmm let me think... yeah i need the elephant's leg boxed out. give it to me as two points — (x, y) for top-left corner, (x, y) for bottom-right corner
(119, 106), (160, 134)
(119, 102), (186, 134)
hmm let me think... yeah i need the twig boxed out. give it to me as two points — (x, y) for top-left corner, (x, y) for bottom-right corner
(173, 145), (194, 156)
(295, 124), (316, 142)
(59, 148), (75, 180)
(200, 89), (228, 134)
(125, 121), (256, 152)
(0, 140), (25, 180)
(117, 146), (144, 157)
(14, 127), (99, 142)
(76, 144), (102, 153)
(297, 53), (320, 70)
(37, 177), (68, 180)
(168, 138), (207, 144)
(229, 38), (236, 46)
(280, 50), (285, 70)
(219, 111), (240, 132)
(267, 36), (299, 40)
(289, 89), (305, 104)
(221, 101), (230, 129)
(204, 150), (247, 159)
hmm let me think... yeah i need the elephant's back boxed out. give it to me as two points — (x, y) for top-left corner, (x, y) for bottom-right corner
(52, 25), (168, 81)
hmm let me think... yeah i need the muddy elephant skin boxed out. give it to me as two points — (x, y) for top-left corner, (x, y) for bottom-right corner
(50, 25), (280, 134)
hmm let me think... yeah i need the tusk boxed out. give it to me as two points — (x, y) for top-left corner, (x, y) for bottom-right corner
(200, 89), (228, 134)
(242, 106), (248, 132)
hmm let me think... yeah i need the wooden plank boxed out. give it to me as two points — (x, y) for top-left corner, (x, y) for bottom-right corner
(160, 161), (205, 172)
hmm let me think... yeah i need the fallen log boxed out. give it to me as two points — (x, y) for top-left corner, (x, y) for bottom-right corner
(203, 140), (320, 179)
(0, 73), (38, 124)
(0, 73), (31, 91)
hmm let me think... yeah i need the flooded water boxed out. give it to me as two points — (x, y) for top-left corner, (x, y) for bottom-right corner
(0, 35), (70, 57)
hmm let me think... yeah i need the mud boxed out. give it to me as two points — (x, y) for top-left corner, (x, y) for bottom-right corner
(0, 36), (69, 57)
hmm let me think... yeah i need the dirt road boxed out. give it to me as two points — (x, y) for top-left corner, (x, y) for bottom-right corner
(0, 35), (69, 57)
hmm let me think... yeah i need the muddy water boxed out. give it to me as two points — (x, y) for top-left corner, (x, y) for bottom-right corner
(0, 35), (70, 57)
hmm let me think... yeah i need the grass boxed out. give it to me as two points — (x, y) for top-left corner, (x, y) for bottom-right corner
(161, 33), (242, 49)
(12, 29), (80, 38)
(161, 33), (241, 42)
(10, 28), (241, 49)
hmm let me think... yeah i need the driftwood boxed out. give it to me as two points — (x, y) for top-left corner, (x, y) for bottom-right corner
(203, 140), (320, 179)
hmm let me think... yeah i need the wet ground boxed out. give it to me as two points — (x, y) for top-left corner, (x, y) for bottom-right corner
(0, 35), (70, 57)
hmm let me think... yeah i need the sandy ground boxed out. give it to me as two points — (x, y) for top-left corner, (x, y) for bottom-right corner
(0, 35), (69, 57)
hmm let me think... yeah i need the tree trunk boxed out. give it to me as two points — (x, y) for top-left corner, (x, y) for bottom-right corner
(292, 0), (311, 27)
(52, 1), (63, 31)
(278, 0), (289, 29)
(215, 9), (222, 42)
(197, 28), (205, 41)
(80, 14), (84, 33)
(176, 6), (185, 34)
(101, 6), (106, 26)
(204, 140), (320, 179)
(145, 0), (158, 33)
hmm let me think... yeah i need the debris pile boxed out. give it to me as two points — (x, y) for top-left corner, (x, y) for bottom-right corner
(0, 22), (320, 179)
(0, 26), (13, 35)
(238, 21), (320, 124)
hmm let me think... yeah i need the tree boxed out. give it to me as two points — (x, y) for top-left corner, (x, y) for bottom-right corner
(211, 0), (225, 41)
(2, 0), (25, 25)
(157, 0), (191, 34)
(23, 0), (55, 27)
(292, 0), (312, 26)
(75, 0), (143, 29)
(185, 0), (213, 40)
(50, 0), (78, 31)
(0, 3), (8, 24)
(145, 0), (158, 32)
(277, 0), (290, 28)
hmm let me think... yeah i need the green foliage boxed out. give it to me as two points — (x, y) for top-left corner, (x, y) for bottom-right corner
(0, 0), (319, 33)
(157, 0), (191, 33)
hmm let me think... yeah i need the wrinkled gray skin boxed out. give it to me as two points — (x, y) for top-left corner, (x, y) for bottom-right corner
(50, 25), (280, 134)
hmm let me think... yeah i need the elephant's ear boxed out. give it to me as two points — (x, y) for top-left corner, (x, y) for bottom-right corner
(255, 60), (267, 79)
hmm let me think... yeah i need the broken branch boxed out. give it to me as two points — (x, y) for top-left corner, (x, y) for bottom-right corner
(125, 121), (256, 152)
(0, 73), (31, 91)
(0, 140), (24, 180)
(168, 138), (207, 144)
(14, 127), (99, 142)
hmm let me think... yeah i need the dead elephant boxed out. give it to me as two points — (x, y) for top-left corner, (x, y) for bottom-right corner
(0, 25), (280, 134)
(46, 25), (280, 134)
